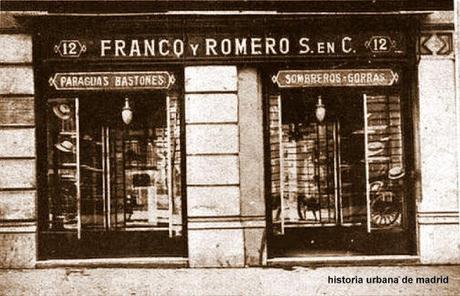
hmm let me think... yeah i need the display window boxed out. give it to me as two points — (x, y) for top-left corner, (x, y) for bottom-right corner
(39, 90), (186, 259)
(266, 71), (416, 257)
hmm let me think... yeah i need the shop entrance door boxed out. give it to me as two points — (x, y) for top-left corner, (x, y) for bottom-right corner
(39, 93), (185, 259)
(267, 89), (415, 257)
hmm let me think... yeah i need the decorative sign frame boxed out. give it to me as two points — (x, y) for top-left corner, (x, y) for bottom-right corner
(48, 71), (176, 91)
(272, 69), (400, 88)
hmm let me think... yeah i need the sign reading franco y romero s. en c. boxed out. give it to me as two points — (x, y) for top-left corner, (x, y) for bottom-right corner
(48, 33), (406, 60)
(48, 71), (175, 90)
(272, 69), (400, 88)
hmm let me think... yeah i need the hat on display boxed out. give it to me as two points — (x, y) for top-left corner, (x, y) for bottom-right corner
(388, 167), (405, 180)
(55, 140), (74, 153)
(368, 142), (384, 156)
(370, 180), (384, 192)
(53, 104), (71, 120)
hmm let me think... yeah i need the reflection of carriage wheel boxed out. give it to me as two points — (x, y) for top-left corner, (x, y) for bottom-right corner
(370, 199), (400, 225)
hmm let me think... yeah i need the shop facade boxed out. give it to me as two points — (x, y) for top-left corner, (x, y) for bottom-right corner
(0, 1), (458, 268)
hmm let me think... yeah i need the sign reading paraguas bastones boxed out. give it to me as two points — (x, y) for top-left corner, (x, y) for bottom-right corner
(272, 69), (400, 88)
(47, 32), (406, 61)
(48, 71), (175, 90)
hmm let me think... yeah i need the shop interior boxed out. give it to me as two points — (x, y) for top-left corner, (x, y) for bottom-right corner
(268, 87), (412, 256)
(40, 92), (184, 258)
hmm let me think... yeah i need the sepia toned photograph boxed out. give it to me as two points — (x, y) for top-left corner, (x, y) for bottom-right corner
(0, 0), (459, 295)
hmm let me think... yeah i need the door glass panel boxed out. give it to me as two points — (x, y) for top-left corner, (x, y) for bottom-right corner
(338, 100), (367, 226)
(364, 95), (405, 230)
(79, 125), (104, 230)
(122, 96), (182, 233)
(281, 122), (338, 225)
(270, 94), (339, 233)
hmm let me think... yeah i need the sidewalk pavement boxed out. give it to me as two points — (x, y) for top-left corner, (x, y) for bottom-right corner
(0, 265), (459, 295)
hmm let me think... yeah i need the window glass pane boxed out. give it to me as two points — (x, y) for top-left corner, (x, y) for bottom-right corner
(46, 98), (78, 231)
(366, 95), (405, 229)
(338, 100), (366, 225)
(122, 96), (182, 234)
(269, 91), (407, 234)
(45, 94), (183, 236)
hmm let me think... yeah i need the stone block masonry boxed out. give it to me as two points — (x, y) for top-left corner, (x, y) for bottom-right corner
(0, 32), (36, 268)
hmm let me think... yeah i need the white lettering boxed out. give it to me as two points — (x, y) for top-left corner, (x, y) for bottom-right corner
(115, 40), (126, 56)
(221, 39), (232, 55)
(158, 39), (170, 56)
(317, 42), (325, 54)
(205, 39), (218, 56)
(189, 43), (200, 56)
(130, 40), (141, 56)
(144, 40), (156, 56)
(279, 38), (289, 54)
(298, 38), (310, 54)
(235, 38), (247, 55)
(173, 39), (184, 58)
(342, 37), (352, 53)
(265, 38), (277, 55)
(251, 38), (262, 55)
(327, 42), (335, 53)
(100, 40), (112, 57)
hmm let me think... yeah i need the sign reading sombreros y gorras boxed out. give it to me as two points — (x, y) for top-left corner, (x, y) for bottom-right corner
(49, 71), (175, 90)
(272, 69), (400, 88)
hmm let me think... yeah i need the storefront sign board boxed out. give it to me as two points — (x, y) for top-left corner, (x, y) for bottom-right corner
(48, 71), (175, 90)
(272, 69), (400, 88)
(45, 33), (406, 61)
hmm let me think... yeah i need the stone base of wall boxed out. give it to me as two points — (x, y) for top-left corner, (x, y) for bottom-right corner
(0, 233), (36, 268)
(418, 212), (460, 264)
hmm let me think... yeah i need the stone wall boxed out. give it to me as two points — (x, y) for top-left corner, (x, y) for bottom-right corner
(0, 15), (37, 268)
(185, 66), (266, 267)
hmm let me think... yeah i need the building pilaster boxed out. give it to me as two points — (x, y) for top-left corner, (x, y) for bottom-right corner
(185, 66), (245, 267)
(417, 11), (460, 264)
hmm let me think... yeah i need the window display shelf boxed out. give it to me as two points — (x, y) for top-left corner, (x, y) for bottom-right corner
(362, 156), (390, 163)
(59, 131), (77, 137)
(60, 163), (77, 168)
(80, 164), (103, 172)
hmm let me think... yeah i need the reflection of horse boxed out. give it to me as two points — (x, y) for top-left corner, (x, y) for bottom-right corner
(297, 195), (320, 221)
(272, 193), (320, 221)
